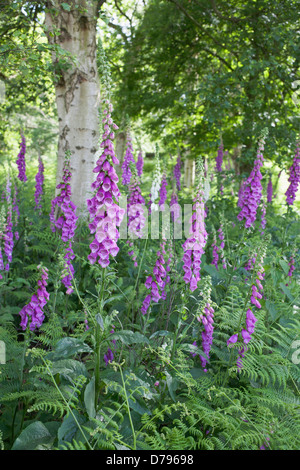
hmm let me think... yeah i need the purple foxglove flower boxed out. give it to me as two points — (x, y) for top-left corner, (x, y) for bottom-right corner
(285, 143), (300, 206)
(287, 251), (296, 283)
(16, 133), (27, 182)
(104, 325), (117, 366)
(260, 200), (266, 235)
(199, 303), (214, 372)
(170, 191), (180, 222)
(104, 347), (114, 366)
(241, 329), (251, 344)
(141, 239), (172, 315)
(237, 180), (246, 208)
(122, 131), (135, 185)
(1, 176), (14, 274)
(235, 252), (266, 371)
(215, 140), (223, 172)
(211, 229), (219, 270)
(182, 165), (208, 292)
(237, 131), (268, 228)
(34, 156), (44, 214)
(173, 155), (182, 191)
(159, 173), (168, 208)
(227, 334), (238, 346)
(136, 149), (144, 177)
(50, 154), (78, 294)
(267, 176), (273, 203)
(87, 98), (125, 269)
(12, 184), (20, 233)
(127, 173), (146, 241)
(19, 265), (49, 331)
(150, 151), (162, 211)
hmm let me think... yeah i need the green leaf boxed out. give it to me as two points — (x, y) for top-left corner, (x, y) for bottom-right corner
(115, 443), (131, 450)
(128, 397), (151, 415)
(265, 300), (278, 321)
(165, 371), (178, 402)
(150, 330), (172, 340)
(203, 264), (225, 279)
(51, 359), (88, 382)
(47, 337), (92, 361)
(61, 3), (71, 11)
(57, 411), (86, 447)
(279, 283), (295, 302)
(84, 377), (96, 420)
(12, 421), (53, 450)
(108, 330), (149, 345)
(95, 313), (104, 330)
(279, 260), (289, 275)
(180, 343), (208, 360)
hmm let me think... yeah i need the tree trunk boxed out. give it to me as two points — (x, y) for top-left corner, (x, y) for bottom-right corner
(45, 0), (103, 212)
(184, 158), (195, 188)
(115, 131), (126, 175)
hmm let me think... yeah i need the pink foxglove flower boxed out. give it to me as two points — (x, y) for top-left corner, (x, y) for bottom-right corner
(87, 98), (125, 268)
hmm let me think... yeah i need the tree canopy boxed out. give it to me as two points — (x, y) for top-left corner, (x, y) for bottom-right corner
(101, 0), (300, 168)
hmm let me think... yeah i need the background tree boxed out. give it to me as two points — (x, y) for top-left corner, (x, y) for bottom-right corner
(101, 0), (300, 176)
(0, 0), (108, 210)
(44, 0), (107, 210)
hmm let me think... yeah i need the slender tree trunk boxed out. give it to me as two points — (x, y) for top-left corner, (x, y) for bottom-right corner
(184, 158), (195, 188)
(115, 131), (126, 175)
(45, 0), (103, 211)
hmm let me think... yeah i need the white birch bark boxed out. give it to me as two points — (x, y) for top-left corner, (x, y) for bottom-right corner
(115, 131), (126, 175)
(184, 157), (195, 188)
(45, 0), (103, 212)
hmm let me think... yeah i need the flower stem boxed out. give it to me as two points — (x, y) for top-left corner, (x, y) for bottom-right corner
(94, 267), (106, 410)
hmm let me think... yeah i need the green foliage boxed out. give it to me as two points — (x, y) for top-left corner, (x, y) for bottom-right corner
(0, 0), (300, 453)
(101, 0), (300, 168)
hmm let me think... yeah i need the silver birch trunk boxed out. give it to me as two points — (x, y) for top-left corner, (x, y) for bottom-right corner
(184, 158), (195, 188)
(45, 0), (102, 212)
(115, 131), (126, 175)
